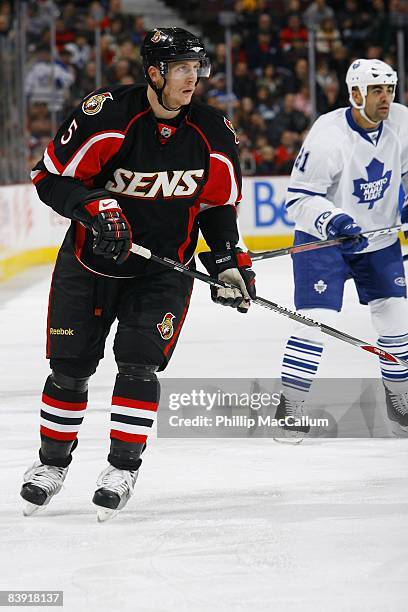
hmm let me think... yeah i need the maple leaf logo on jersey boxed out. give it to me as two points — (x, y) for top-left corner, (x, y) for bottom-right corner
(157, 312), (175, 340)
(82, 92), (113, 115)
(352, 158), (392, 210)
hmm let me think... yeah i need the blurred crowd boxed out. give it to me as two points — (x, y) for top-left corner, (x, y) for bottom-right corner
(2, 0), (408, 177)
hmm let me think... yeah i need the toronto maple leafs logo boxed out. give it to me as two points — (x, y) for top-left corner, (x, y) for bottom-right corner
(314, 280), (327, 294)
(352, 158), (392, 210)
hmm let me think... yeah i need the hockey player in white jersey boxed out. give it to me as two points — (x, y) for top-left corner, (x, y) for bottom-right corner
(276, 59), (408, 440)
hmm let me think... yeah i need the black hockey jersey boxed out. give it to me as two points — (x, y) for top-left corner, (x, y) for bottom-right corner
(32, 84), (242, 277)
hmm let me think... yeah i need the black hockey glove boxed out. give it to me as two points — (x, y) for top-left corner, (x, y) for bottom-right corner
(198, 242), (256, 313)
(73, 191), (132, 265)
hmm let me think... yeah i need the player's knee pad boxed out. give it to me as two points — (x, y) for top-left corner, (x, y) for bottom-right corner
(51, 370), (90, 393)
(50, 357), (98, 380)
(291, 308), (340, 344)
(114, 329), (166, 370)
(369, 297), (408, 337)
(116, 362), (159, 382)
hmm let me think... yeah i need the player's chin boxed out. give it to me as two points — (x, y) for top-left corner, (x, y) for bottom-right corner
(378, 107), (390, 119)
(180, 90), (194, 103)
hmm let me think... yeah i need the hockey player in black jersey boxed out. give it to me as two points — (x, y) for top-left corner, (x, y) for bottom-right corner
(21, 28), (256, 521)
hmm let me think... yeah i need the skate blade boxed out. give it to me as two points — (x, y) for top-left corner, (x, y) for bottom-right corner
(23, 502), (47, 516)
(96, 507), (119, 522)
(273, 436), (304, 445)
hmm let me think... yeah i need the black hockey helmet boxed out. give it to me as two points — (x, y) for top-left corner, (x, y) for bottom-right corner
(141, 27), (210, 111)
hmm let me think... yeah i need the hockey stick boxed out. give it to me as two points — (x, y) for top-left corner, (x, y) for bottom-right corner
(131, 243), (408, 368)
(248, 223), (408, 262)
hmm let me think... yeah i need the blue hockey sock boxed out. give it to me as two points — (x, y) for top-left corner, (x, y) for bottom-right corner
(281, 335), (324, 397)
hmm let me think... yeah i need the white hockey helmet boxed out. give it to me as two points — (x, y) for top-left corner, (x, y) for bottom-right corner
(346, 59), (398, 110)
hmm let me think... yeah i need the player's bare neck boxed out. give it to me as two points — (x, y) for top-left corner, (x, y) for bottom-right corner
(351, 107), (381, 130)
(147, 86), (181, 120)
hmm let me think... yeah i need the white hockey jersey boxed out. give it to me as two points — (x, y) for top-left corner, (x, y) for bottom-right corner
(286, 103), (408, 252)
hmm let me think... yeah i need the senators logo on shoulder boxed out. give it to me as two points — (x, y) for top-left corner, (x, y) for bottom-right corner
(82, 92), (113, 115)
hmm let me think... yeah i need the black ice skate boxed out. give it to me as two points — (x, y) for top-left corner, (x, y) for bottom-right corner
(383, 385), (408, 436)
(20, 461), (69, 516)
(273, 393), (310, 445)
(93, 465), (139, 522)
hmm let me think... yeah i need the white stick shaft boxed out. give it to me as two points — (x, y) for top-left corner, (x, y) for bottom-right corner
(130, 244), (152, 259)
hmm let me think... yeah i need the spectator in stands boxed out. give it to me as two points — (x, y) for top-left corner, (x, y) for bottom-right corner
(292, 57), (309, 92)
(255, 84), (279, 123)
(269, 93), (308, 145)
(235, 95), (256, 134)
(65, 34), (92, 71)
(25, 44), (75, 113)
(207, 72), (239, 113)
(337, 0), (371, 54)
(293, 85), (313, 117)
(315, 57), (337, 91)
(130, 15), (146, 46)
(279, 14), (308, 53)
(246, 31), (278, 72)
(328, 45), (349, 104)
(247, 111), (269, 144)
(28, 102), (51, 138)
(257, 63), (290, 102)
(211, 42), (227, 74)
(274, 130), (300, 175)
(100, 0), (132, 33)
(315, 17), (342, 55)
(61, 2), (79, 33)
(256, 145), (277, 175)
(55, 17), (76, 51)
(240, 143), (257, 175)
(0, 0), (10, 31)
(16, 0), (408, 186)
(233, 61), (257, 99)
(303, 0), (335, 29)
(319, 79), (341, 113)
(368, 0), (392, 56)
(106, 58), (133, 85)
(72, 60), (97, 102)
(114, 38), (144, 82)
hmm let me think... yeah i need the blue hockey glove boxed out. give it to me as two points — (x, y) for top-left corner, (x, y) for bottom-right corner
(326, 213), (368, 253)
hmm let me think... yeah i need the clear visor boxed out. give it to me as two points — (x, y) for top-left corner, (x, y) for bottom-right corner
(166, 57), (211, 79)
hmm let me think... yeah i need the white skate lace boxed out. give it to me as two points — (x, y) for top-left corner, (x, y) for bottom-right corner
(97, 467), (137, 496)
(26, 464), (67, 494)
(389, 392), (408, 416)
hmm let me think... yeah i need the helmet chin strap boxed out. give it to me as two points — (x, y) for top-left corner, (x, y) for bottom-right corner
(148, 73), (182, 112)
(350, 88), (381, 127)
(359, 107), (380, 126)
(156, 80), (182, 112)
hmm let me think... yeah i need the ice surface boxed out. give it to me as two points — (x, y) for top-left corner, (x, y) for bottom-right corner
(1, 259), (407, 612)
